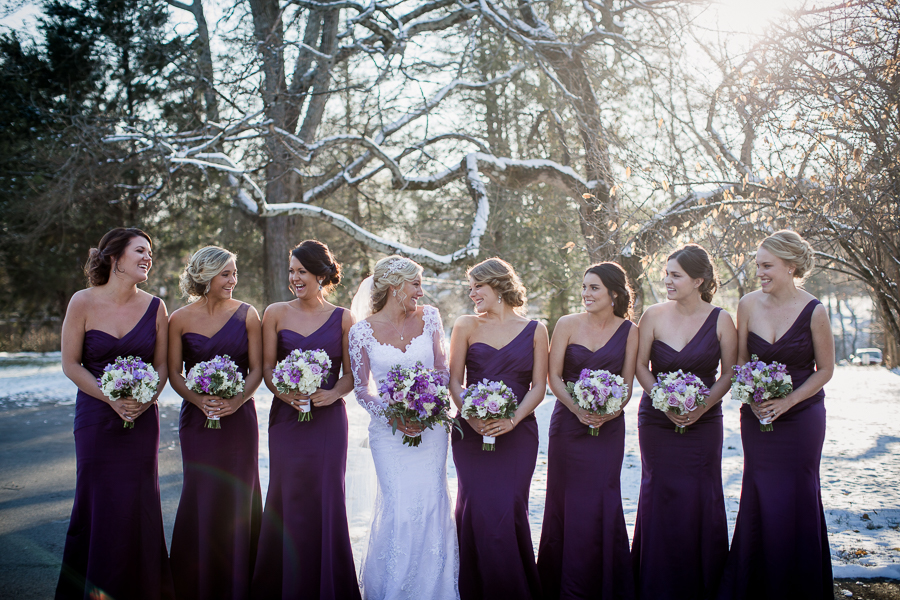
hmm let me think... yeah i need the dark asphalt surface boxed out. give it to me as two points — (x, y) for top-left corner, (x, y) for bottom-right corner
(0, 401), (183, 600)
(1, 400), (897, 600)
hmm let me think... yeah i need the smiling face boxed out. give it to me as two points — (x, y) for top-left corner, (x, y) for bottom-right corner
(288, 256), (321, 300)
(468, 277), (500, 313)
(755, 246), (793, 294)
(117, 236), (152, 283)
(208, 259), (237, 300)
(582, 272), (614, 314)
(395, 276), (424, 312)
(664, 258), (701, 301)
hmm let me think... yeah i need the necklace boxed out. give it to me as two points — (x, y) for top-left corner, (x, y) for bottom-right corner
(385, 313), (408, 341)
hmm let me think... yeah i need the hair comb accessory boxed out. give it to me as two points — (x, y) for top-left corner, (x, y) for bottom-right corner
(382, 258), (408, 280)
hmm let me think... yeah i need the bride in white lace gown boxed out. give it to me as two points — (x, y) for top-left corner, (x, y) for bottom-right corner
(348, 256), (460, 600)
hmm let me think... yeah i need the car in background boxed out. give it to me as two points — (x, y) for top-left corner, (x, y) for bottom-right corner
(850, 348), (883, 366)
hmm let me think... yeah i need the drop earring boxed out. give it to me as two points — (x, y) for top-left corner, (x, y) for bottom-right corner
(318, 280), (323, 291)
(498, 296), (502, 304)
(392, 289), (397, 297)
(204, 283), (210, 295)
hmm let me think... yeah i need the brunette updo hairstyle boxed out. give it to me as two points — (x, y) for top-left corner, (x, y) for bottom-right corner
(667, 244), (719, 303)
(370, 255), (423, 313)
(291, 240), (342, 294)
(467, 257), (527, 315)
(759, 230), (816, 282)
(180, 246), (237, 299)
(584, 262), (634, 320)
(84, 227), (152, 287)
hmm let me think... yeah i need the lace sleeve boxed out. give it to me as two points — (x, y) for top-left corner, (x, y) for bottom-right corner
(348, 321), (388, 423)
(424, 306), (450, 386)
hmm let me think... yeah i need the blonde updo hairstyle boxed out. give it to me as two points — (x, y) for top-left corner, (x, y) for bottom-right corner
(759, 230), (816, 282)
(371, 255), (424, 313)
(180, 246), (237, 300)
(467, 257), (527, 315)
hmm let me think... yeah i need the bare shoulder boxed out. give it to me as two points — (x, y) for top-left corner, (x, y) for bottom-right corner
(716, 306), (736, 326)
(553, 313), (580, 332)
(339, 305), (355, 328)
(810, 301), (829, 324)
(638, 302), (667, 324)
(263, 300), (291, 319)
(245, 303), (262, 323)
(452, 313), (479, 334)
(533, 320), (549, 337)
(738, 291), (764, 311)
(66, 288), (94, 313)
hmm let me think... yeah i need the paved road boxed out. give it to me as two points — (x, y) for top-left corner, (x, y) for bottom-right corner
(0, 402), (183, 599)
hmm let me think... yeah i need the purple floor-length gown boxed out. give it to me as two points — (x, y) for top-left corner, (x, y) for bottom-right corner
(716, 299), (832, 600)
(632, 307), (728, 600)
(251, 308), (361, 600)
(537, 321), (636, 600)
(452, 320), (542, 600)
(56, 297), (175, 600)
(170, 302), (262, 600)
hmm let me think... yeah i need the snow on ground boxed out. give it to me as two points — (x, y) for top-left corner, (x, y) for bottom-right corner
(1, 354), (898, 577)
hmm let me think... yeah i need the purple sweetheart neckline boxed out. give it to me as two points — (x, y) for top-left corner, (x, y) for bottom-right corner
(84, 299), (157, 341)
(653, 308), (718, 354)
(182, 303), (247, 341)
(279, 307), (341, 339)
(747, 299), (817, 347)
(469, 321), (534, 352)
(567, 321), (631, 354)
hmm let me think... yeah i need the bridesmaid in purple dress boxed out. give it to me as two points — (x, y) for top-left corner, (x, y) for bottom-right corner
(167, 246), (263, 599)
(632, 244), (736, 600)
(537, 262), (638, 600)
(252, 240), (361, 600)
(717, 231), (834, 600)
(450, 258), (549, 600)
(56, 228), (174, 600)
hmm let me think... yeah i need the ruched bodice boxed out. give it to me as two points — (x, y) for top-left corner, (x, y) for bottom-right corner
(465, 320), (538, 403)
(171, 301), (261, 600)
(560, 321), (632, 384)
(75, 297), (160, 432)
(276, 307), (343, 389)
(747, 299), (824, 409)
(648, 307), (721, 388)
(182, 303), (250, 377)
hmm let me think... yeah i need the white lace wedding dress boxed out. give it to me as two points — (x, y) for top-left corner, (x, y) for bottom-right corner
(349, 305), (460, 600)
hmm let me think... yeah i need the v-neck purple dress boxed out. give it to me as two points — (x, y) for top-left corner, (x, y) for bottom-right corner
(537, 321), (636, 600)
(716, 299), (832, 600)
(251, 308), (361, 600)
(169, 302), (262, 600)
(452, 320), (542, 600)
(56, 297), (175, 600)
(632, 307), (728, 600)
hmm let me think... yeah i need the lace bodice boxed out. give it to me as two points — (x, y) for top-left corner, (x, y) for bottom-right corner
(349, 305), (449, 426)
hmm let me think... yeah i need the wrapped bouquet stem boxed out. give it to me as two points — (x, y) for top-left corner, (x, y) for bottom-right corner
(272, 349), (332, 421)
(731, 355), (793, 432)
(98, 356), (159, 429)
(649, 370), (710, 434)
(565, 368), (627, 436)
(460, 379), (517, 450)
(379, 361), (457, 447)
(185, 355), (245, 429)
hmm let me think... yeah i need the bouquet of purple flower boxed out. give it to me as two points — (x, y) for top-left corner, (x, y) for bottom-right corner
(185, 354), (245, 429)
(272, 349), (332, 421)
(460, 379), (517, 451)
(565, 368), (627, 436)
(378, 361), (456, 447)
(730, 355), (793, 432)
(97, 356), (160, 429)
(649, 369), (710, 434)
